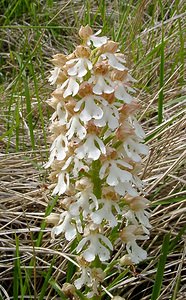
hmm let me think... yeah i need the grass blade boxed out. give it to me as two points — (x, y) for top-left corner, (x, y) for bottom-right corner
(22, 196), (59, 296)
(151, 232), (171, 300)
(13, 235), (24, 300)
(158, 0), (164, 125)
(23, 77), (35, 150)
(39, 258), (55, 300)
(49, 279), (67, 299)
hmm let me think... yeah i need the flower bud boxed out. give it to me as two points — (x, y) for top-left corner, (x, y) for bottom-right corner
(79, 82), (93, 97)
(94, 62), (109, 75)
(64, 99), (77, 116)
(102, 186), (119, 201)
(101, 148), (117, 162)
(51, 89), (64, 101)
(111, 69), (128, 81)
(75, 45), (91, 58)
(102, 92), (115, 104)
(51, 53), (67, 68)
(86, 121), (100, 134)
(55, 70), (67, 84)
(46, 213), (60, 226)
(79, 25), (93, 40)
(100, 41), (118, 53)
(62, 283), (76, 298)
(119, 100), (140, 118)
(75, 177), (93, 191)
(119, 254), (133, 266)
(125, 196), (150, 211)
(116, 122), (134, 140)
(91, 267), (105, 282)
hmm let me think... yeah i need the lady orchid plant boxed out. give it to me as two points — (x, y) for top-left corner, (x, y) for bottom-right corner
(46, 25), (151, 298)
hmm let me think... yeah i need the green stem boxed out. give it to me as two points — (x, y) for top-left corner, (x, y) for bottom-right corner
(92, 295), (102, 300)
(90, 161), (103, 300)
(91, 160), (102, 199)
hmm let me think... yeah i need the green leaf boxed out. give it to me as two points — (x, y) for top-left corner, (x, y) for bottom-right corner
(151, 232), (171, 300)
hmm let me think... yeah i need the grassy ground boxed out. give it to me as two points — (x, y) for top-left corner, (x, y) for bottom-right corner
(0, 0), (186, 299)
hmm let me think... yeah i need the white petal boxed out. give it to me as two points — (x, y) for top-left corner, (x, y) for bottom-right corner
(65, 226), (76, 241)
(74, 99), (83, 112)
(52, 172), (69, 195)
(130, 241), (147, 262)
(63, 78), (79, 98)
(89, 34), (107, 47)
(66, 116), (86, 140)
(93, 76), (114, 95)
(99, 162), (109, 179)
(61, 156), (72, 170)
(114, 183), (126, 196)
(48, 67), (61, 85)
(99, 234), (113, 250)
(95, 136), (106, 155)
(75, 136), (100, 160)
(115, 84), (133, 103)
(116, 159), (133, 169)
(76, 237), (88, 253)
(79, 96), (103, 122)
(104, 53), (125, 71)
(132, 117), (146, 139)
(83, 249), (96, 262)
(74, 269), (90, 289)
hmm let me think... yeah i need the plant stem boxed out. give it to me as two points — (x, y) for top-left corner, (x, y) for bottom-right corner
(91, 160), (102, 199)
(90, 160), (103, 300)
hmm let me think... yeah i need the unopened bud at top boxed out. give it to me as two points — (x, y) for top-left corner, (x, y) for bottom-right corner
(79, 25), (93, 40)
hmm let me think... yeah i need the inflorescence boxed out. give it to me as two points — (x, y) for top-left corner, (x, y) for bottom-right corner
(45, 25), (151, 297)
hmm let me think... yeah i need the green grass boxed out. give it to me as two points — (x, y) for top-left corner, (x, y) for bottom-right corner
(0, 0), (185, 299)
(151, 233), (170, 300)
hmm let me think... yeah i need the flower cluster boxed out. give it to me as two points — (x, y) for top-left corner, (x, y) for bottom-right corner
(46, 25), (150, 295)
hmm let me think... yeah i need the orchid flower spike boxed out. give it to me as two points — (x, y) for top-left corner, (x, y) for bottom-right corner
(45, 25), (150, 297)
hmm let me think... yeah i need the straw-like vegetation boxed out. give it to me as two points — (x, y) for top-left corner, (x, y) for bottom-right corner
(0, 0), (185, 299)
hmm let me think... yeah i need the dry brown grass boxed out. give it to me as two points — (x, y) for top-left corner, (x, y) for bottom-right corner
(0, 96), (185, 299)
